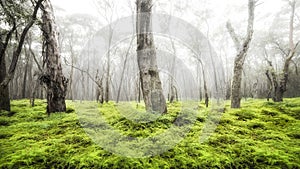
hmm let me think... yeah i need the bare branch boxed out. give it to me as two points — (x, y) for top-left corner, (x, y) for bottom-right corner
(226, 21), (241, 51)
(273, 41), (288, 56)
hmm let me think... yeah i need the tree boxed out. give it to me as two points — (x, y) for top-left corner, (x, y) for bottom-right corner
(136, 0), (167, 113)
(227, 0), (255, 108)
(94, 0), (117, 103)
(265, 0), (299, 102)
(40, 0), (67, 114)
(0, 0), (44, 111)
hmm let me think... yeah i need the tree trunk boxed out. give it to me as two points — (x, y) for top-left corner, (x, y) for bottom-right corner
(41, 0), (67, 114)
(116, 37), (134, 103)
(136, 0), (167, 113)
(264, 0), (298, 102)
(96, 74), (104, 104)
(0, 0), (43, 111)
(22, 48), (29, 98)
(105, 28), (113, 103)
(0, 49), (10, 111)
(228, 0), (255, 108)
(273, 0), (298, 102)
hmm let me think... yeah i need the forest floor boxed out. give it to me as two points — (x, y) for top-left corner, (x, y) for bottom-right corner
(0, 98), (299, 168)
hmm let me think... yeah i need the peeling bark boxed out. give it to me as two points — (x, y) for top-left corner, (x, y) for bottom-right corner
(136, 0), (167, 113)
(227, 0), (255, 108)
(41, 0), (67, 114)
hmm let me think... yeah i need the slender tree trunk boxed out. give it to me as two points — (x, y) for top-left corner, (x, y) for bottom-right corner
(105, 28), (113, 103)
(22, 48), (29, 98)
(227, 0), (255, 108)
(202, 67), (209, 108)
(168, 35), (177, 103)
(136, 0), (167, 113)
(41, 0), (67, 114)
(116, 37), (134, 103)
(67, 41), (74, 101)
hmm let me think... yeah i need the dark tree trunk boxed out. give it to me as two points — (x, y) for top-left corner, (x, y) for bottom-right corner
(22, 48), (29, 98)
(96, 74), (104, 104)
(136, 0), (167, 113)
(41, 0), (67, 114)
(0, 49), (10, 111)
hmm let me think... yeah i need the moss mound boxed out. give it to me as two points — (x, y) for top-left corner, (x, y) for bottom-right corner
(0, 98), (299, 168)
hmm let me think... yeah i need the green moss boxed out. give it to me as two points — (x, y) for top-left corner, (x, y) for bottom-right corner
(261, 108), (279, 116)
(233, 109), (257, 121)
(0, 98), (299, 168)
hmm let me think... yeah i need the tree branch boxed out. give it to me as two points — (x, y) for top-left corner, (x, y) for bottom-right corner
(0, 0), (45, 87)
(226, 21), (241, 51)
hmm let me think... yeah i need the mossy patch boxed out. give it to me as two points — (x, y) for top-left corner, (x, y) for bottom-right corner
(0, 98), (299, 168)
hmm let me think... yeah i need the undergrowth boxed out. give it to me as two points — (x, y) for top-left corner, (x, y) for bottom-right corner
(0, 98), (299, 168)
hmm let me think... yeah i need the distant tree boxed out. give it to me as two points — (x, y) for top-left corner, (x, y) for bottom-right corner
(136, 0), (167, 113)
(94, 0), (117, 103)
(0, 0), (44, 111)
(226, 0), (255, 108)
(265, 0), (299, 102)
(40, 0), (67, 114)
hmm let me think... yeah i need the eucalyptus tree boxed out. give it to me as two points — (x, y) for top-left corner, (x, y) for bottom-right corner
(94, 0), (118, 103)
(226, 0), (255, 108)
(40, 0), (67, 113)
(264, 0), (299, 102)
(136, 0), (167, 113)
(0, 0), (44, 111)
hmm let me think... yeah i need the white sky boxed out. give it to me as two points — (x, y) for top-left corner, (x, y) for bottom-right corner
(51, 0), (295, 72)
(51, 0), (285, 20)
(51, 0), (288, 40)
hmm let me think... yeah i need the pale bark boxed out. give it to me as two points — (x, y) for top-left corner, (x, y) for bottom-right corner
(136, 0), (167, 113)
(41, 0), (67, 114)
(168, 35), (178, 103)
(194, 57), (209, 107)
(116, 37), (134, 103)
(227, 0), (255, 108)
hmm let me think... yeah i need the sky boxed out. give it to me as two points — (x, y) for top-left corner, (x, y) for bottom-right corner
(50, 0), (288, 41)
(51, 0), (285, 19)
(51, 0), (295, 75)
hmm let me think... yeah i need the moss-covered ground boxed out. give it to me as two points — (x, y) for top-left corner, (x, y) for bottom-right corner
(0, 98), (299, 168)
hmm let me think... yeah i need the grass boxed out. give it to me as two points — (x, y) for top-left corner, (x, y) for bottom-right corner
(0, 98), (299, 168)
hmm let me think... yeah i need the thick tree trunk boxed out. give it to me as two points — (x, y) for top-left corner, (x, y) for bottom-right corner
(273, 87), (284, 102)
(136, 0), (167, 113)
(41, 0), (67, 114)
(228, 0), (255, 108)
(231, 61), (244, 108)
(0, 50), (10, 111)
